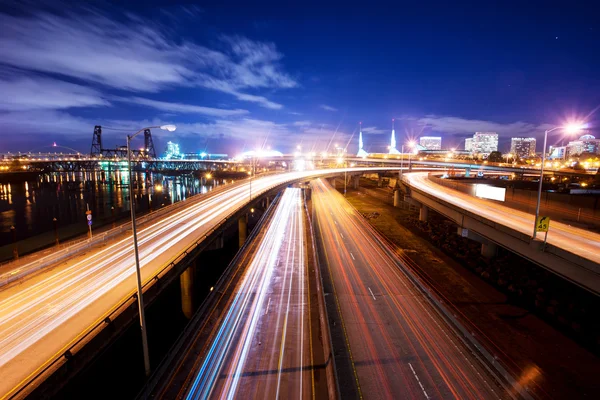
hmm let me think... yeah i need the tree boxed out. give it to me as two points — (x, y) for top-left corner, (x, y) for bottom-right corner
(487, 151), (503, 163)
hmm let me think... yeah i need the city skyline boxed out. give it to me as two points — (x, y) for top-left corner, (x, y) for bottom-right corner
(0, 2), (598, 155)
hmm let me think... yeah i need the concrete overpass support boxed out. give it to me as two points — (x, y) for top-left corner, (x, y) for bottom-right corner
(419, 205), (429, 222)
(238, 214), (248, 248)
(481, 242), (498, 259)
(180, 264), (196, 319)
(207, 233), (225, 250)
(377, 176), (383, 188)
(353, 175), (360, 189)
(393, 190), (401, 207)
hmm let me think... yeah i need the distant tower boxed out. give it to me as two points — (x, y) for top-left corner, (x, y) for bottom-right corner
(90, 125), (102, 157)
(357, 122), (369, 157)
(144, 128), (157, 158)
(389, 118), (401, 154)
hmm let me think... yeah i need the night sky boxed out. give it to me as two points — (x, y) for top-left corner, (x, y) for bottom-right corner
(0, 0), (598, 156)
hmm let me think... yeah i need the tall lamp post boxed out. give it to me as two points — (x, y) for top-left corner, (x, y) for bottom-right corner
(127, 124), (176, 376)
(532, 123), (585, 239)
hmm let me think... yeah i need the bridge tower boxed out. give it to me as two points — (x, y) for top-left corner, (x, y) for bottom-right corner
(144, 129), (157, 158)
(91, 125), (102, 157)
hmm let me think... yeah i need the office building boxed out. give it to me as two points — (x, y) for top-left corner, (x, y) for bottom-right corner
(465, 138), (473, 152)
(419, 136), (442, 150)
(510, 137), (536, 158)
(467, 132), (498, 155)
(566, 134), (600, 157)
(548, 145), (567, 160)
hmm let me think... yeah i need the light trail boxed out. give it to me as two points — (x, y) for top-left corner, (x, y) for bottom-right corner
(312, 178), (509, 399)
(184, 188), (310, 399)
(0, 168), (394, 399)
(404, 172), (600, 264)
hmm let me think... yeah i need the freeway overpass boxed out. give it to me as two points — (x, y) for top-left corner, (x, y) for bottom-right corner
(402, 172), (600, 295)
(0, 167), (397, 399)
(0, 164), (597, 398)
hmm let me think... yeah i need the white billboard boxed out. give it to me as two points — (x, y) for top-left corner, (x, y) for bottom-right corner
(475, 184), (506, 202)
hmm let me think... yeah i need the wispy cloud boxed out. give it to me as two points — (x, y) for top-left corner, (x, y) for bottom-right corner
(0, 9), (296, 108)
(320, 104), (338, 112)
(117, 97), (248, 117)
(413, 115), (551, 137)
(362, 126), (387, 134)
(0, 75), (109, 111)
(292, 120), (312, 127)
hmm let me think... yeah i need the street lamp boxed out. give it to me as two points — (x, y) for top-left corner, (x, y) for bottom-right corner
(532, 122), (585, 239)
(126, 124), (176, 376)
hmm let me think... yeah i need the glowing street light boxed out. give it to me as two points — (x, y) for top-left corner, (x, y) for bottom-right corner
(532, 122), (586, 239)
(126, 124), (176, 376)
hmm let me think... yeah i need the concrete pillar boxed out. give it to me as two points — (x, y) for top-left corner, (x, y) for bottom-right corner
(353, 175), (360, 189)
(208, 233), (225, 250)
(180, 264), (195, 319)
(377, 176), (383, 188)
(265, 196), (270, 209)
(419, 205), (429, 222)
(481, 242), (497, 259)
(393, 190), (401, 207)
(238, 214), (248, 248)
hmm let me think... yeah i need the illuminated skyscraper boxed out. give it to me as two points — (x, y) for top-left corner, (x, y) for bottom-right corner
(467, 132), (498, 155)
(419, 136), (442, 150)
(510, 137), (536, 158)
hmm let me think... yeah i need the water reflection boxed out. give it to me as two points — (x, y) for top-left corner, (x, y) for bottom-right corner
(0, 171), (220, 246)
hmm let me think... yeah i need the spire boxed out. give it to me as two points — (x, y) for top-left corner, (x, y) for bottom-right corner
(390, 118), (396, 149)
(389, 118), (400, 154)
(359, 122), (363, 150)
(357, 121), (368, 157)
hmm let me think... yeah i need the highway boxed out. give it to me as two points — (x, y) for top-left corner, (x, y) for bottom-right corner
(0, 168), (371, 399)
(312, 178), (510, 399)
(405, 172), (600, 264)
(161, 188), (313, 399)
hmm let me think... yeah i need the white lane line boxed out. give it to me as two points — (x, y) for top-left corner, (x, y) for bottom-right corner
(368, 287), (376, 300)
(408, 362), (430, 399)
(334, 220), (337, 225)
(350, 252), (355, 260)
(340, 232), (344, 239)
(265, 297), (271, 315)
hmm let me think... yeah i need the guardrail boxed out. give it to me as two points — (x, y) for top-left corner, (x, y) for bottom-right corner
(5, 170), (351, 400)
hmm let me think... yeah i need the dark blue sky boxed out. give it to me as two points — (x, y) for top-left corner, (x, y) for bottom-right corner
(0, 0), (598, 155)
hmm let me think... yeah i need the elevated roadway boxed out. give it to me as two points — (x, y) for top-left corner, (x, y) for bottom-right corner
(0, 167), (391, 399)
(403, 172), (600, 295)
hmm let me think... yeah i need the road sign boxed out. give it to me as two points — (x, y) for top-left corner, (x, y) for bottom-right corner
(88, 220), (93, 226)
(86, 214), (92, 221)
(85, 210), (92, 215)
(536, 216), (550, 232)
